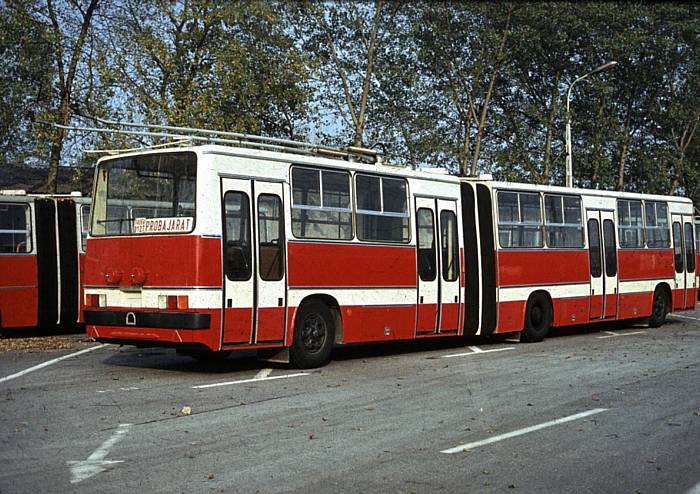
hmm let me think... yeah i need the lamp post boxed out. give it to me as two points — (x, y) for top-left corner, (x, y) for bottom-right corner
(565, 61), (618, 188)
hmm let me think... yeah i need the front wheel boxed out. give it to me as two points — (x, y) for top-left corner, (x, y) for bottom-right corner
(520, 293), (552, 343)
(648, 288), (668, 328)
(290, 300), (335, 369)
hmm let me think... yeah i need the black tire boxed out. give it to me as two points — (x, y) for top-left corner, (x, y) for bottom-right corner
(290, 300), (335, 369)
(520, 292), (552, 343)
(648, 288), (668, 328)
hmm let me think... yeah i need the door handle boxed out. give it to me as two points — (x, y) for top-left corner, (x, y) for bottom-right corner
(420, 296), (424, 304)
(454, 295), (458, 303)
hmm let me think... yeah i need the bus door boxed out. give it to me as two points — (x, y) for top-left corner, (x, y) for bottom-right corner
(671, 214), (696, 310)
(437, 200), (460, 332)
(221, 178), (287, 345)
(586, 210), (618, 319)
(415, 197), (438, 333)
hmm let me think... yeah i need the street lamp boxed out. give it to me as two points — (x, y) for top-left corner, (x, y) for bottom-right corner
(565, 61), (618, 188)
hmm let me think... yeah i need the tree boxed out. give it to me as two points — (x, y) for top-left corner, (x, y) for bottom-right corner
(100, 0), (310, 140)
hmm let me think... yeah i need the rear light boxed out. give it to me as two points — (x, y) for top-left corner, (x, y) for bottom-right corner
(158, 295), (189, 310)
(85, 294), (106, 307)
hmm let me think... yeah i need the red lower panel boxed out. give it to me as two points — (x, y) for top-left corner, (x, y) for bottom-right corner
(672, 288), (686, 310)
(89, 310), (222, 351)
(339, 305), (416, 343)
(495, 300), (526, 333)
(0, 286), (38, 329)
(589, 294), (603, 320)
(685, 288), (697, 309)
(439, 302), (460, 332)
(604, 293), (618, 318)
(617, 292), (653, 320)
(416, 303), (437, 333)
(223, 307), (252, 344)
(552, 297), (589, 327)
(256, 307), (285, 342)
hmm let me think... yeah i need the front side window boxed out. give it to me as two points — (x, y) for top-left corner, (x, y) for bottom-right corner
(618, 199), (644, 248)
(291, 167), (352, 240)
(0, 203), (31, 253)
(91, 152), (196, 236)
(644, 201), (670, 248)
(356, 174), (409, 242)
(544, 194), (583, 248)
(497, 191), (543, 248)
(223, 192), (252, 281)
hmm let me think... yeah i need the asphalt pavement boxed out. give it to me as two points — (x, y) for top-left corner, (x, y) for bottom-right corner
(0, 313), (698, 493)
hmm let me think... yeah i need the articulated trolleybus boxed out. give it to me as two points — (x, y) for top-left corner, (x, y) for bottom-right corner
(82, 129), (695, 367)
(0, 190), (91, 333)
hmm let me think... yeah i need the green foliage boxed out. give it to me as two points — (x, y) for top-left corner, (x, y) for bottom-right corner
(1, 1), (698, 202)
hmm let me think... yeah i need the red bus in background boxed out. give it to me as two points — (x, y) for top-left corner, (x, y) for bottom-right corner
(0, 191), (90, 333)
(81, 140), (695, 368)
(465, 182), (695, 342)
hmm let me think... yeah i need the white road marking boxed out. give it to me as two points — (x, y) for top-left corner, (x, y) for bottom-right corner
(0, 344), (108, 384)
(67, 423), (131, 483)
(441, 408), (608, 454)
(441, 346), (515, 359)
(597, 331), (647, 339)
(192, 372), (309, 389)
(670, 313), (700, 321)
(96, 387), (140, 394)
(685, 480), (700, 494)
(254, 368), (273, 379)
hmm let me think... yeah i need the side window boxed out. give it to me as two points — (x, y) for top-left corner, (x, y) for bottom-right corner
(291, 167), (352, 240)
(258, 194), (284, 281)
(223, 192), (252, 281)
(416, 208), (436, 281)
(356, 174), (409, 242)
(0, 203), (31, 253)
(673, 222), (683, 273)
(684, 223), (695, 273)
(80, 204), (91, 252)
(618, 199), (644, 248)
(441, 210), (459, 282)
(544, 194), (584, 248)
(497, 191), (543, 248)
(644, 201), (670, 248)
(587, 218), (602, 278)
(603, 219), (617, 277)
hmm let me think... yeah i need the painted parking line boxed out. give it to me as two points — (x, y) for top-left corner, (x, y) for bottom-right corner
(441, 408), (608, 454)
(669, 313), (700, 322)
(192, 372), (310, 389)
(685, 480), (700, 494)
(68, 423), (131, 483)
(440, 346), (515, 359)
(597, 331), (647, 339)
(0, 344), (109, 384)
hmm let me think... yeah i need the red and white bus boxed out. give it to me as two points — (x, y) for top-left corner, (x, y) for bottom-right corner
(0, 191), (90, 333)
(82, 142), (695, 367)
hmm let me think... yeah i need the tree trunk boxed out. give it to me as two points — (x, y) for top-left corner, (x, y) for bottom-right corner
(541, 71), (560, 184)
(469, 4), (512, 176)
(45, 0), (99, 193)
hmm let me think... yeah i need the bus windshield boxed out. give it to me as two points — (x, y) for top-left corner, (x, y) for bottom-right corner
(91, 152), (196, 236)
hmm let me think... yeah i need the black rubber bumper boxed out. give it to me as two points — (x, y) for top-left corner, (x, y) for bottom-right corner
(84, 309), (211, 330)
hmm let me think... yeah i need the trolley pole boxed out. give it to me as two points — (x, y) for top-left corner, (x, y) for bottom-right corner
(565, 61), (618, 188)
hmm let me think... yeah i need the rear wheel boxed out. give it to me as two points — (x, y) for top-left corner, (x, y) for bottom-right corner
(290, 300), (335, 369)
(520, 293), (552, 343)
(648, 288), (668, 328)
